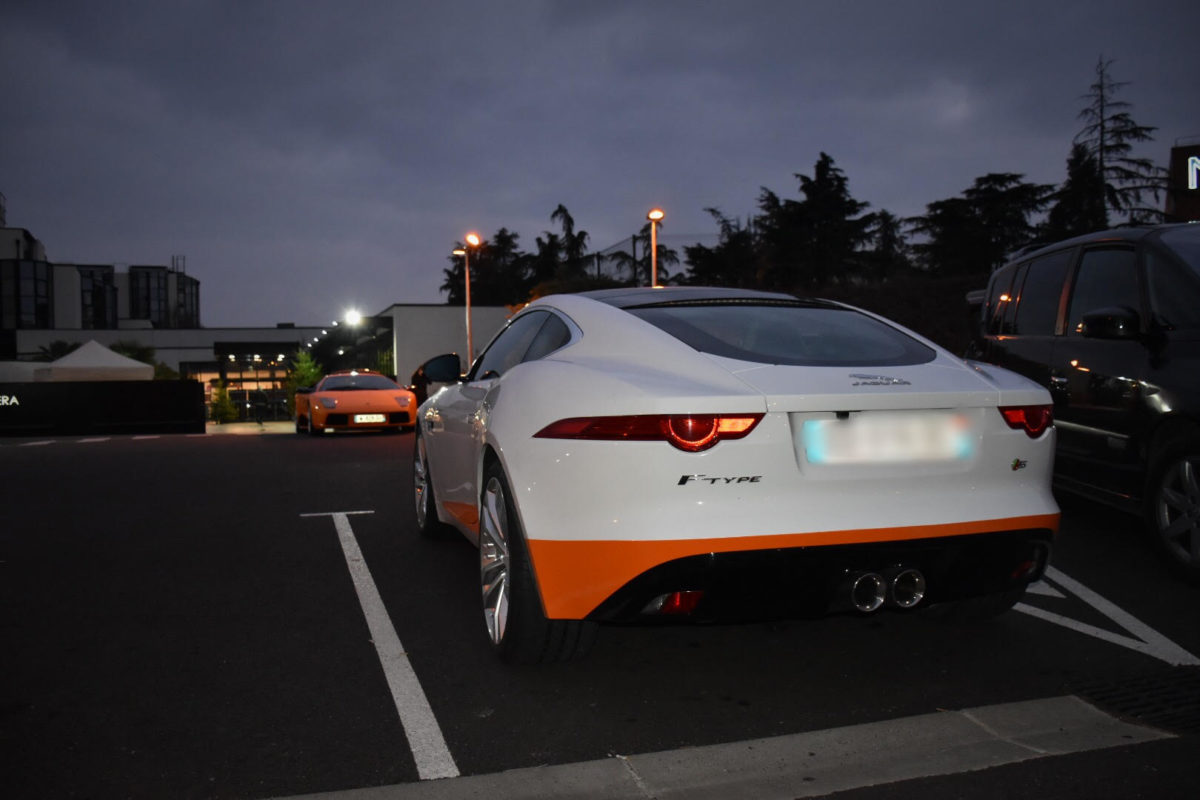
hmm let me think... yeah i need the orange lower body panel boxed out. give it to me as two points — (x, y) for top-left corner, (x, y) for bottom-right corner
(526, 513), (1060, 619)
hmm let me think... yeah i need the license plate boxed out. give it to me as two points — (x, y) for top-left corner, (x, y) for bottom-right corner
(354, 414), (387, 424)
(802, 411), (974, 465)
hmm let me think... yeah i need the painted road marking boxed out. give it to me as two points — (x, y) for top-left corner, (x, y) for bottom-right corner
(18, 440), (54, 447)
(300, 510), (459, 781)
(1017, 565), (1199, 666)
(77, 437), (111, 443)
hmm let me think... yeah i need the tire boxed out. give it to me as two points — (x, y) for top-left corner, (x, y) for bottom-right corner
(295, 415), (304, 434)
(307, 413), (321, 436)
(412, 430), (450, 538)
(1146, 438), (1200, 583)
(478, 461), (596, 664)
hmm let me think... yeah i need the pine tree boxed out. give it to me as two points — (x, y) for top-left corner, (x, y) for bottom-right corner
(1043, 143), (1108, 241)
(1074, 57), (1166, 223)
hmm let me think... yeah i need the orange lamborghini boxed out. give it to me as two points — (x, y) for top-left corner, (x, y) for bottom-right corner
(295, 370), (417, 434)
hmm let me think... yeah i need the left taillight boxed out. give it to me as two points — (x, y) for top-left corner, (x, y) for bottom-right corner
(998, 405), (1053, 438)
(534, 413), (763, 452)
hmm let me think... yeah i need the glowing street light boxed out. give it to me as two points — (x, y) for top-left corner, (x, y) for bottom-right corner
(647, 208), (664, 287)
(460, 233), (482, 363)
(344, 309), (363, 327)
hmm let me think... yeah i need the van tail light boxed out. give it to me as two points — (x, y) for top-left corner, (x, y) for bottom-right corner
(534, 413), (763, 452)
(998, 405), (1053, 438)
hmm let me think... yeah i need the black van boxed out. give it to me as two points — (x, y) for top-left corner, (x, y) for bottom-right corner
(971, 223), (1200, 580)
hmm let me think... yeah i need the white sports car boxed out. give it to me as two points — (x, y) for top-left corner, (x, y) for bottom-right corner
(413, 287), (1059, 663)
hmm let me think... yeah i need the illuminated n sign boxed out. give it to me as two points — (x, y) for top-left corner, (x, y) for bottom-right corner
(1190, 156), (1200, 191)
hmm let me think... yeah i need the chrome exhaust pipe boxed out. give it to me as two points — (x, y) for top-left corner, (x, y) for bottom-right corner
(849, 572), (887, 613)
(889, 568), (926, 609)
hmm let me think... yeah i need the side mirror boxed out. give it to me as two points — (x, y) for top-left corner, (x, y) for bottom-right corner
(1080, 306), (1140, 340)
(410, 353), (463, 405)
(420, 353), (463, 383)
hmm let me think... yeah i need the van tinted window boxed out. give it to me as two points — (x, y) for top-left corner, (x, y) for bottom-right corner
(1014, 249), (1072, 335)
(986, 264), (1019, 336)
(1067, 248), (1139, 336)
(1146, 247), (1200, 330)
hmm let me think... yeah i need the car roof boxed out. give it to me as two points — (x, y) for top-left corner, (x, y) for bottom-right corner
(1010, 223), (1195, 264)
(578, 285), (805, 308)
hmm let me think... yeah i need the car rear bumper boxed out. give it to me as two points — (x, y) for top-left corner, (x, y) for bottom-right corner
(525, 516), (1058, 620)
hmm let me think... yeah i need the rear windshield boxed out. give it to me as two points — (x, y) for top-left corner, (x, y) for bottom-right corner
(627, 302), (936, 367)
(320, 374), (398, 391)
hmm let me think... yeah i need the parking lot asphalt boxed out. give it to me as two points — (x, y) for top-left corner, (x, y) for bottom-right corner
(205, 420), (296, 435)
(7, 429), (1197, 799)
(271, 695), (1173, 800)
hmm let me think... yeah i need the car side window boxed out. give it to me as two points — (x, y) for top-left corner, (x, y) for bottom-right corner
(1066, 247), (1140, 336)
(1145, 247), (1200, 330)
(985, 264), (1019, 336)
(521, 313), (572, 362)
(1013, 249), (1072, 335)
(471, 311), (550, 380)
(999, 262), (1028, 334)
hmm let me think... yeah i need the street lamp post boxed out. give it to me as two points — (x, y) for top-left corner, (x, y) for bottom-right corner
(459, 233), (482, 363)
(647, 208), (664, 287)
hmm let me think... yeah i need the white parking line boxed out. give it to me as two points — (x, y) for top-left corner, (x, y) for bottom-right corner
(1017, 565), (1200, 666)
(77, 437), (111, 443)
(300, 510), (459, 781)
(18, 440), (54, 447)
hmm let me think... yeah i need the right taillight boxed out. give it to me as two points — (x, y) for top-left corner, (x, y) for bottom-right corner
(999, 405), (1053, 438)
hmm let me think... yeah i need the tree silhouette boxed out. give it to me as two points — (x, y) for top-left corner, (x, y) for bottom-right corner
(909, 173), (1052, 276)
(1074, 57), (1165, 223)
(604, 222), (679, 286)
(440, 229), (531, 306)
(748, 154), (873, 290)
(861, 210), (910, 281)
(35, 340), (82, 361)
(551, 204), (591, 277)
(794, 152), (873, 288)
(683, 209), (760, 287)
(1042, 143), (1108, 241)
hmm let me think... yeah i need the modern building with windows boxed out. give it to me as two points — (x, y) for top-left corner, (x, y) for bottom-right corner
(2, 222), (513, 420)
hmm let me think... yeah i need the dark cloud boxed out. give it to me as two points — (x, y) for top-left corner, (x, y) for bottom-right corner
(3, 0), (1197, 326)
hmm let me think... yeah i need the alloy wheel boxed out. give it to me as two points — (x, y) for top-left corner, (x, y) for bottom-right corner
(479, 476), (510, 645)
(1155, 454), (1200, 569)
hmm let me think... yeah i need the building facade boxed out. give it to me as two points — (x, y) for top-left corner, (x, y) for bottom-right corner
(2, 224), (514, 420)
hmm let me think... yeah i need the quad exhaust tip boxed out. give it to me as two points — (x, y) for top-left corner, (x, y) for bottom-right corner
(850, 572), (887, 613)
(889, 568), (927, 609)
(849, 568), (926, 613)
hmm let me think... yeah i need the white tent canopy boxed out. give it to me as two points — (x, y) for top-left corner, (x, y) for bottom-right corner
(33, 340), (154, 382)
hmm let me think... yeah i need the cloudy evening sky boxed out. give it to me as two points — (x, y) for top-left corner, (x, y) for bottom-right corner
(2, 0), (1197, 327)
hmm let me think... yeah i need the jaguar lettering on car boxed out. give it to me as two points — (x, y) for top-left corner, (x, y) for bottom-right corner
(850, 374), (911, 386)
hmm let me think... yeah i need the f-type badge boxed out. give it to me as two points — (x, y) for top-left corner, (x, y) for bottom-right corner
(850, 374), (911, 386)
(679, 474), (763, 486)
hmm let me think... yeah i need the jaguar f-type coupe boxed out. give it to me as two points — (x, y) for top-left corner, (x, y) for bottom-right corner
(413, 287), (1059, 663)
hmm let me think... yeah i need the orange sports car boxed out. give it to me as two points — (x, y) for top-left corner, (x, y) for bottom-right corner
(295, 370), (417, 434)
